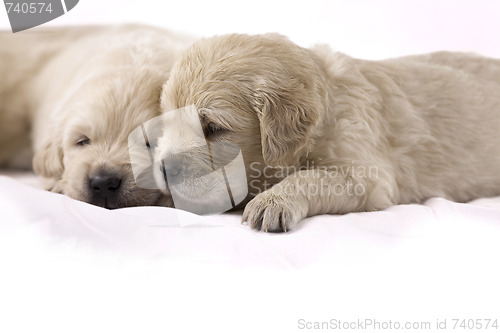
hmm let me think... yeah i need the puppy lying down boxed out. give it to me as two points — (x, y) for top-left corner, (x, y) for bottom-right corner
(0, 25), (192, 208)
(152, 33), (500, 231)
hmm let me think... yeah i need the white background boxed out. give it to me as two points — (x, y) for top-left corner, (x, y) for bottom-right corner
(2, 2), (500, 333)
(1, 0), (500, 59)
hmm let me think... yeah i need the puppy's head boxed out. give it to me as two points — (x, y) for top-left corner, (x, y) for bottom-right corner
(33, 69), (172, 208)
(156, 34), (327, 203)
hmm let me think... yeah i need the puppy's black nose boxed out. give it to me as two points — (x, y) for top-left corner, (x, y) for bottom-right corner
(89, 175), (122, 198)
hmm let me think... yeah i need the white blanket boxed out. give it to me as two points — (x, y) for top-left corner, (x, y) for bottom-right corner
(1, 172), (500, 332)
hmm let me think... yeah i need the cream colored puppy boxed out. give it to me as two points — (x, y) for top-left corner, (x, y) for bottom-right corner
(156, 33), (500, 231)
(0, 25), (192, 208)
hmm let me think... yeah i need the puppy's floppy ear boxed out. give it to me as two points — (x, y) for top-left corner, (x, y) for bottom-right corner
(33, 138), (64, 179)
(254, 80), (322, 167)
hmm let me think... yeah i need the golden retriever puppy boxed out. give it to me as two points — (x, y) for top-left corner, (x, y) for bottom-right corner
(0, 25), (192, 208)
(155, 33), (500, 231)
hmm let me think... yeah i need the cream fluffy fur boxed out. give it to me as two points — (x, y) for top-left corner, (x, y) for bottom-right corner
(157, 33), (500, 231)
(0, 25), (192, 208)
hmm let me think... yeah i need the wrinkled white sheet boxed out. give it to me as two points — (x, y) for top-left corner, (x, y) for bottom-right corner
(1, 172), (499, 332)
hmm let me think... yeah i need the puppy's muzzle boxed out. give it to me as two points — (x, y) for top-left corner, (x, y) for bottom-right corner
(158, 143), (239, 186)
(160, 155), (182, 178)
(88, 169), (122, 208)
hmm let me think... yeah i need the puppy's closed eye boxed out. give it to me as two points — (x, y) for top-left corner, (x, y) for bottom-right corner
(204, 122), (228, 139)
(76, 135), (91, 146)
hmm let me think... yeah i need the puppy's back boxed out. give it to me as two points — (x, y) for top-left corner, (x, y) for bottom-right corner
(398, 51), (500, 84)
(365, 53), (500, 202)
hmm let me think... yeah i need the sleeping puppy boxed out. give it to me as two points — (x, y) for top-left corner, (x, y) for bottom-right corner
(154, 33), (500, 231)
(0, 25), (192, 208)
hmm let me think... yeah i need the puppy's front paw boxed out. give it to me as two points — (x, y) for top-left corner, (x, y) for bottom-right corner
(40, 176), (63, 194)
(242, 191), (307, 232)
